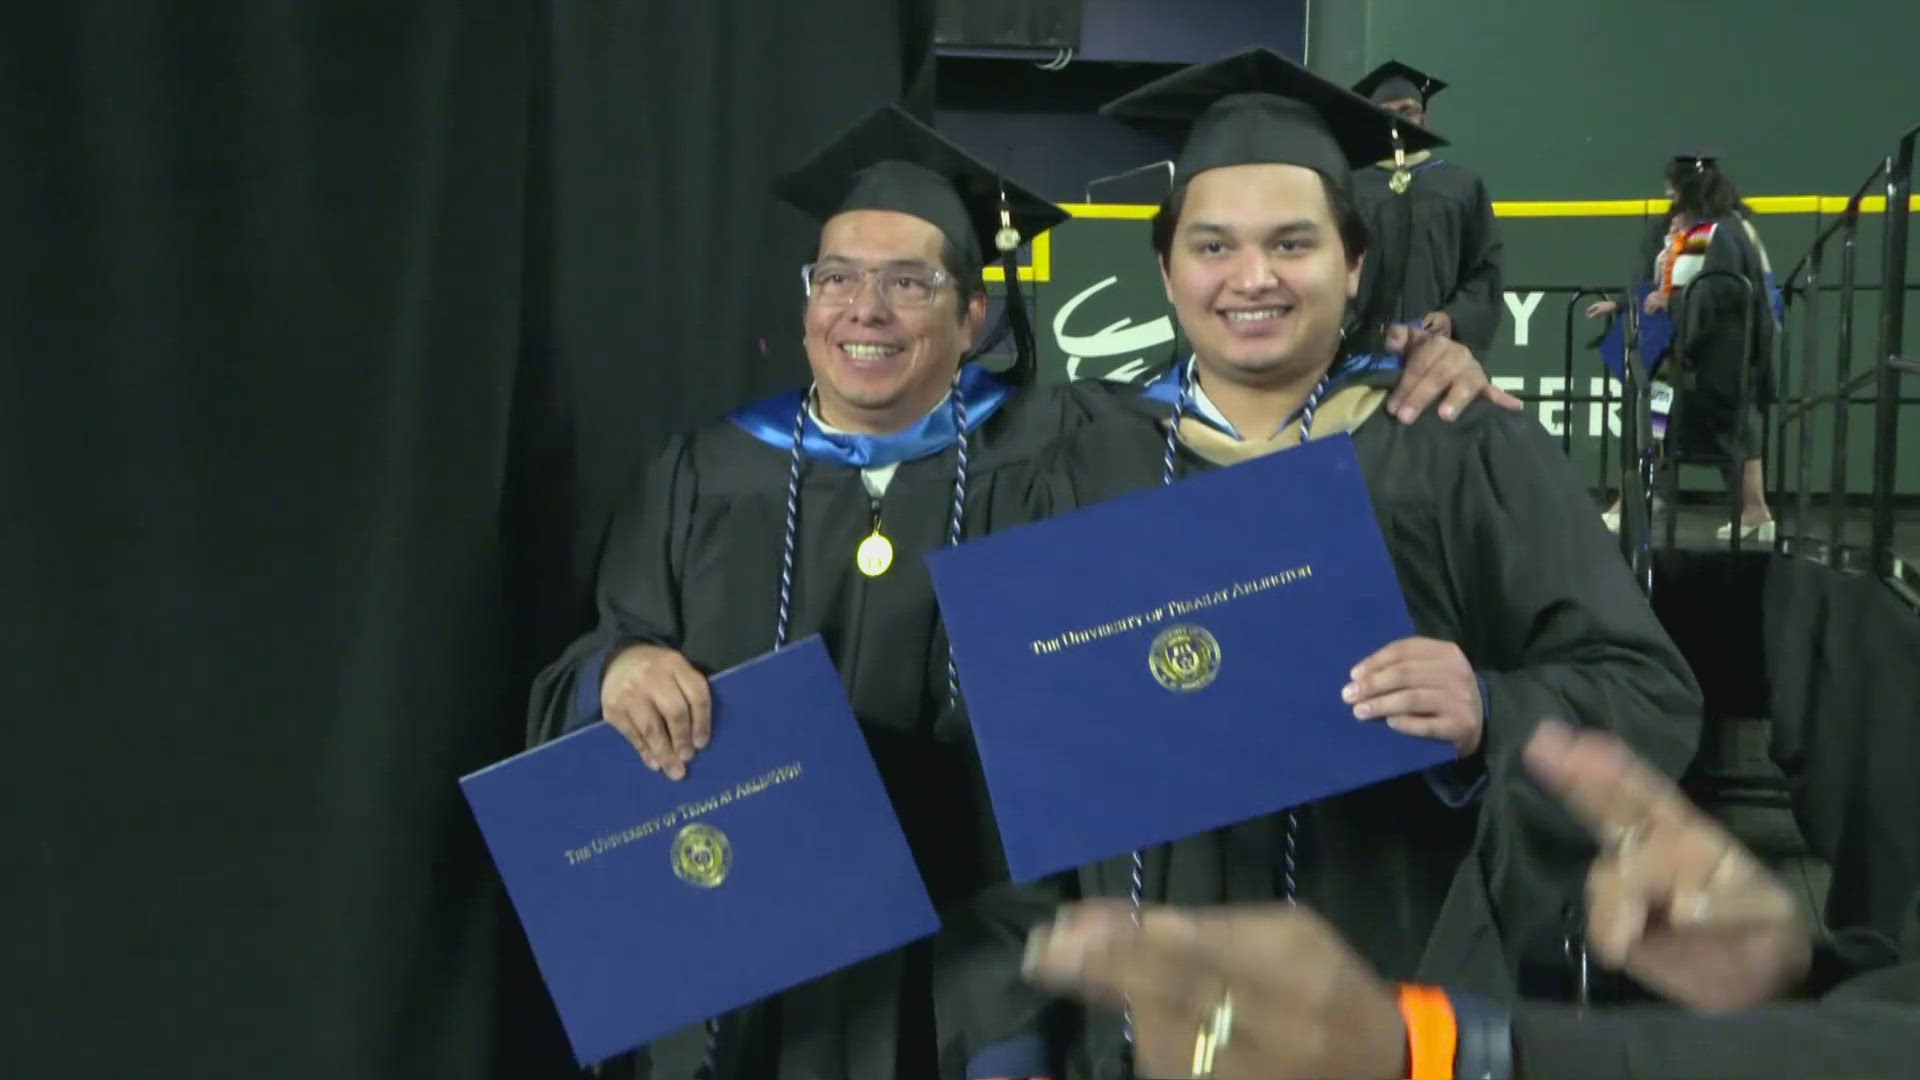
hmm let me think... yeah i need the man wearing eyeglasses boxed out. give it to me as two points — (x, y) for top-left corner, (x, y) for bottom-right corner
(527, 105), (1515, 1080)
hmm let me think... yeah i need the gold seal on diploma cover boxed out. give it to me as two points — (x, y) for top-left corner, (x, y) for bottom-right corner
(1149, 624), (1222, 693)
(856, 530), (894, 577)
(672, 823), (732, 888)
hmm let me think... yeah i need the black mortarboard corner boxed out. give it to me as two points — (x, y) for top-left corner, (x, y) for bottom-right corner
(1354, 60), (1448, 107)
(1100, 48), (1446, 196)
(1674, 147), (1723, 172)
(773, 104), (1068, 380)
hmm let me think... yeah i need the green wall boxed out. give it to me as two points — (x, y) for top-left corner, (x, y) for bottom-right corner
(1014, 0), (1920, 497)
(1012, 2), (1920, 495)
(1312, 0), (1919, 199)
(1021, 206), (1918, 496)
(1316, 0), (1920, 495)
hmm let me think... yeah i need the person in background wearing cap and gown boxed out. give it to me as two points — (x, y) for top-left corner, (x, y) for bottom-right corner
(525, 103), (1512, 1080)
(1585, 170), (1688, 534)
(1350, 62), (1504, 357)
(1016, 50), (1700, 1079)
(1587, 152), (1780, 541)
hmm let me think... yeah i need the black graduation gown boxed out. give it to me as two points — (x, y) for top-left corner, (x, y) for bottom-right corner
(1353, 159), (1505, 355)
(527, 384), (1111, 1080)
(1023, 379), (1702, 1079)
(1513, 890), (1920, 1079)
(1668, 214), (1776, 466)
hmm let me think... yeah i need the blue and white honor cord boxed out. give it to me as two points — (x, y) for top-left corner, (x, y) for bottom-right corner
(1123, 359), (1330, 1054)
(697, 368), (974, 1079)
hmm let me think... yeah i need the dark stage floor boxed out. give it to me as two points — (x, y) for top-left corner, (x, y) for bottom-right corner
(1621, 502), (1920, 590)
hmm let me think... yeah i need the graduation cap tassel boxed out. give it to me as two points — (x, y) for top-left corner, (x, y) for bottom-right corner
(995, 185), (1039, 383)
(1000, 250), (1038, 383)
(994, 186), (1022, 255)
(964, 303), (1014, 365)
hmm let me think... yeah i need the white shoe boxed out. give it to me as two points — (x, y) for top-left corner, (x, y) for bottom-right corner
(1601, 495), (1665, 534)
(1715, 519), (1776, 542)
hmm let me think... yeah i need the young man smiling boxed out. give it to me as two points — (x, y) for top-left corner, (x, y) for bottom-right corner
(1023, 50), (1700, 1079)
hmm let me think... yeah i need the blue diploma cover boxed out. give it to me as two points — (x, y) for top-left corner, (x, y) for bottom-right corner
(927, 434), (1455, 882)
(461, 636), (939, 1064)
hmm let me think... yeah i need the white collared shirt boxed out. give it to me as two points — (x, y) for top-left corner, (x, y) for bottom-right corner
(1187, 377), (1248, 440)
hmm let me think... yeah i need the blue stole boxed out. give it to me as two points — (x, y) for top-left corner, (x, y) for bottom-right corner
(726, 363), (1012, 467)
(1139, 353), (1404, 437)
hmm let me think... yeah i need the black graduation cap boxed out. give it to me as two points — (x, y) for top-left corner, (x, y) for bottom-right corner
(772, 104), (1067, 267)
(1354, 60), (1448, 107)
(1099, 48), (1447, 185)
(1673, 146), (1722, 169)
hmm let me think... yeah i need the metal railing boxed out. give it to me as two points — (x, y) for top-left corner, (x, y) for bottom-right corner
(1500, 121), (1918, 590)
(1517, 135), (1914, 1003)
(1870, 127), (1916, 581)
(1504, 282), (1652, 492)
(1490, 282), (1664, 592)
(1774, 121), (1919, 587)
(1614, 295), (1658, 593)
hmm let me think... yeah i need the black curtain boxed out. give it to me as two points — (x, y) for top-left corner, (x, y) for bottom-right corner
(1653, 550), (1920, 943)
(1763, 557), (1920, 943)
(0, 2), (931, 1076)
(532, 0), (936, 618)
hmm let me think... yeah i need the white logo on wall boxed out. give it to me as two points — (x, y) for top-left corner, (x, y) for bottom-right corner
(1051, 279), (1628, 440)
(1053, 276), (1172, 383)
(1504, 291), (1543, 346)
(1054, 280), (1557, 377)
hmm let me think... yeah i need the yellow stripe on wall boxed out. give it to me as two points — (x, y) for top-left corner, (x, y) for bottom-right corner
(1068, 203), (1161, 220)
(1061, 195), (1920, 220)
(985, 195), (1918, 282)
(1494, 199), (1664, 218)
(1491, 195), (1920, 217)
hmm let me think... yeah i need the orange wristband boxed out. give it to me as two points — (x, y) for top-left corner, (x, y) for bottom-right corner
(1397, 983), (1458, 1080)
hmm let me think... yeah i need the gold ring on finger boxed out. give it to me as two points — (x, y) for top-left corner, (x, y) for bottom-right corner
(1190, 990), (1233, 1078)
(1608, 819), (1651, 856)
